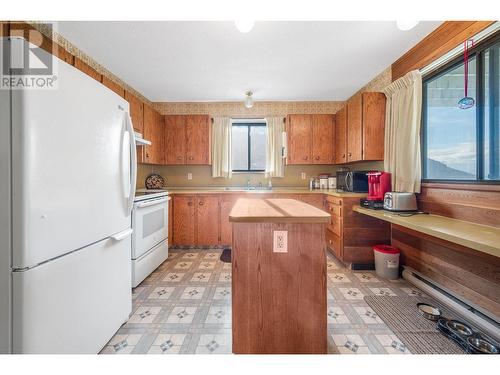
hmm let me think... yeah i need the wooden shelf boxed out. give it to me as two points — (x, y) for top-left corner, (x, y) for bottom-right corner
(353, 205), (500, 258)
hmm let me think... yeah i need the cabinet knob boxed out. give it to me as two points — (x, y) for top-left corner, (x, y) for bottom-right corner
(188, 156), (194, 160)
(348, 152), (352, 157)
(315, 156), (320, 160)
(177, 156), (183, 160)
(329, 240), (332, 245)
(303, 156), (308, 160)
(146, 152), (150, 158)
(187, 201), (193, 206)
(199, 201), (204, 206)
(342, 154), (346, 158)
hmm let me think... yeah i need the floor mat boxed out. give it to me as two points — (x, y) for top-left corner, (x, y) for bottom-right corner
(364, 295), (466, 354)
(220, 248), (231, 263)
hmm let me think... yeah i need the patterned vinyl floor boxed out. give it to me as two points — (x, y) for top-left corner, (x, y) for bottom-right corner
(101, 248), (425, 354)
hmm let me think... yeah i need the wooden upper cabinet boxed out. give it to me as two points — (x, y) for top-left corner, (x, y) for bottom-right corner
(185, 115), (211, 165)
(172, 195), (196, 245)
(286, 114), (312, 164)
(74, 57), (102, 82)
(165, 115), (186, 164)
(196, 196), (219, 245)
(312, 114), (334, 164)
(347, 95), (363, 162)
(140, 104), (164, 164)
(124, 91), (144, 133)
(335, 107), (347, 164)
(102, 76), (125, 98)
(362, 92), (386, 161)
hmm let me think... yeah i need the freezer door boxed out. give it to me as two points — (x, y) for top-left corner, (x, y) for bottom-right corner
(11, 38), (135, 268)
(12, 233), (132, 354)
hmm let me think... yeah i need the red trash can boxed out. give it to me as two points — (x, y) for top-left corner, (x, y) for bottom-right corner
(373, 245), (400, 280)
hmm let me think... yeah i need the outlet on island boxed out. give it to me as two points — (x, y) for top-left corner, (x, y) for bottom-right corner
(273, 230), (288, 253)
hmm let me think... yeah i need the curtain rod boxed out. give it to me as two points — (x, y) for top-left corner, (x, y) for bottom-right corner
(211, 117), (286, 123)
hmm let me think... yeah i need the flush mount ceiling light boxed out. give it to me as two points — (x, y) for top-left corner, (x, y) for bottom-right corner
(396, 20), (420, 31)
(235, 19), (255, 33)
(244, 91), (254, 108)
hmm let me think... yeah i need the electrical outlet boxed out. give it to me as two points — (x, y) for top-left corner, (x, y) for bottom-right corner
(273, 231), (288, 253)
(301, 172), (306, 180)
(187, 173), (192, 180)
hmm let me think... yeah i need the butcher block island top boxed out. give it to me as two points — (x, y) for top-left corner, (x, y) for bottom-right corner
(229, 198), (330, 354)
(229, 198), (331, 223)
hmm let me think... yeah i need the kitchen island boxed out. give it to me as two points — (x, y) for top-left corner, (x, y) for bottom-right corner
(229, 198), (330, 354)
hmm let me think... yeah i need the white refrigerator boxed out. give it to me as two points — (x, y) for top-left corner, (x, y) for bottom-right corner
(0, 37), (137, 353)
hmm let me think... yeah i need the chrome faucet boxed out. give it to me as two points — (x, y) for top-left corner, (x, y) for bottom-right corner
(247, 179), (251, 189)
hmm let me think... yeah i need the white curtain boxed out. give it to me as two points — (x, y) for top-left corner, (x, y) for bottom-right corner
(383, 70), (422, 193)
(265, 117), (285, 178)
(211, 117), (232, 178)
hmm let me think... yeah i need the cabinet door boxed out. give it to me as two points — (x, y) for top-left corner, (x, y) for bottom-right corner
(311, 114), (334, 164)
(124, 91), (144, 133)
(196, 195), (220, 245)
(286, 115), (312, 164)
(172, 195), (195, 245)
(299, 194), (324, 210)
(155, 113), (165, 164)
(335, 107), (347, 164)
(220, 196), (239, 246)
(186, 115), (211, 165)
(164, 115), (186, 164)
(362, 92), (386, 161)
(140, 103), (155, 164)
(347, 95), (362, 162)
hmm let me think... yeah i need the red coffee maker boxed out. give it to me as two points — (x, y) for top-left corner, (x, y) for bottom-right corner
(361, 171), (392, 209)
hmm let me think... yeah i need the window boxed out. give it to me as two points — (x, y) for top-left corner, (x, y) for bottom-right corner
(422, 34), (500, 182)
(231, 122), (266, 172)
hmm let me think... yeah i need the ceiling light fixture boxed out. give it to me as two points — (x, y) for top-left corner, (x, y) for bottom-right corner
(396, 20), (420, 31)
(244, 91), (254, 108)
(235, 19), (255, 33)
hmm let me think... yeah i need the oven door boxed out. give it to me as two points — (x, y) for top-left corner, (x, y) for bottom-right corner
(132, 196), (169, 259)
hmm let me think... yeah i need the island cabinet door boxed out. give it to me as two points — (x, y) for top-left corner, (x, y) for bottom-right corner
(172, 195), (195, 245)
(220, 196), (239, 246)
(195, 195), (220, 245)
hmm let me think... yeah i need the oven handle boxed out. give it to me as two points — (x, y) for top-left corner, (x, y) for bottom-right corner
(136, 197), (169, 208)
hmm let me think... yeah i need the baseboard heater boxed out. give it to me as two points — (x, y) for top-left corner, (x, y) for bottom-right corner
(402, 266), (500, 342)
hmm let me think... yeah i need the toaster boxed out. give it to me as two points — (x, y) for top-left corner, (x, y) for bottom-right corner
(383, 192), (418, 212)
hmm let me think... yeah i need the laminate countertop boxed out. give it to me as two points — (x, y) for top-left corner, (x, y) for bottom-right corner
(165, 187), (366, 198)
(229, 198), (331, 224)
(353, 205), (500, 258)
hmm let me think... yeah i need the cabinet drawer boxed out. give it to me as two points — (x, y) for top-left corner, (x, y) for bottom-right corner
(326, 229), (342, 260)
(325, 196), (342, 206)
(326, 202), (342, 219)
(327, 215), (342, 237)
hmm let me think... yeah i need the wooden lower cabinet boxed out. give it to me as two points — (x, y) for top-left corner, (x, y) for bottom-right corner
(325, 195), (391, 267)
(299, 194), (324, 209)
(220, 196), (239, 246)
(172, 195), (196, 245)
(196, 195), (219, 245)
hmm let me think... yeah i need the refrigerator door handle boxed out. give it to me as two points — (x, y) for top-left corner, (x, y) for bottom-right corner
(111, 228), (133, 241)
(122, 111), (137, 215)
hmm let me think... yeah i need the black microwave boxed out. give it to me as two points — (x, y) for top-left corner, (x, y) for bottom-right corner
(336, 171), (369, 192)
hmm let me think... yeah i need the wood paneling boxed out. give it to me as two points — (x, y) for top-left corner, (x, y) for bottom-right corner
(347, 95), (362, 162)
(392, 21), (495, 81)
(362, 92), (386, 161)
(125, 91), (144, 133)
(312, 114), (334, 164)
(185, 115), (211, 165)
(417, 183), (500, 228)
(172, 195), (196, 245)
(232, 222), (327, 354)
(102, 76), (125, 98)
(0, 21), (9, 37)
(392, 225), (500, 318)
(164, 115), (186, 164)
(74, 57), (102, 82)
(196, 195), (219, 245)
(286, 114), (312, 164)
(335, 106), (347, 164)
(299, 194), (324, 210)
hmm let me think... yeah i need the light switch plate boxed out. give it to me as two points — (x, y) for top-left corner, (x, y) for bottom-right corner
(187, 173), (192, 180)
(273, 231), (288, 253)
(301, 172), (306, 180)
